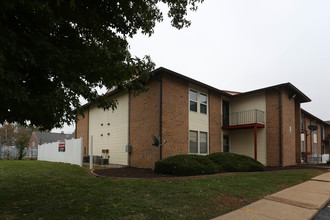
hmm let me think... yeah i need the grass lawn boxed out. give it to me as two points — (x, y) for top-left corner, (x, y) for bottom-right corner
(0, 160), (324, 220)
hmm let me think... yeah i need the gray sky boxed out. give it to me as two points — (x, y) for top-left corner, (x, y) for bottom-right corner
(54, 0), (330, 133)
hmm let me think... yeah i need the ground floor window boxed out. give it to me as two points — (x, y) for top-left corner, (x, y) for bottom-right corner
(314, 143), (318, 155)
(223, 135), (229, 152)
(189, 131), (198, 153)
(189, 130), (208, 154)
(301, 140), (305, 152)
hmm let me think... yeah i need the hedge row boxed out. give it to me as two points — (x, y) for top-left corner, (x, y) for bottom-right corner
(154, 152), (264, 176)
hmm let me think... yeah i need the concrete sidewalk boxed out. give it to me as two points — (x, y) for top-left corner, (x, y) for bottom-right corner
(213, 172), (330, 220)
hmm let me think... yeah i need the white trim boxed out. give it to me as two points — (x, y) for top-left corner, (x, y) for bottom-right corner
(189, 130), (209, 155)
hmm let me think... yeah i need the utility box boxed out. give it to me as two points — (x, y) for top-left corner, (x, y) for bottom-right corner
(126, 145), (132, 153)
(100, 158), (109, 165)
(83, 156), (90, 163)
(93, 156), (101, 165)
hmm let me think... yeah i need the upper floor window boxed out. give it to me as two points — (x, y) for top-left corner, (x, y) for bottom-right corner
(200, 93), (207, 114)
(301, 114), (305, 130)
(321, 126), (325, 140)
(189, 90), (198, 112)
(189, 89), (208, 114)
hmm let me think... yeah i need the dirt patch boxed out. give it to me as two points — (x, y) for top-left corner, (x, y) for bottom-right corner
(92, 164), (330, 179)
(93, 166), (175, 178)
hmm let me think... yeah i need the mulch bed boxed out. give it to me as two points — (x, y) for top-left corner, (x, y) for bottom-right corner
(92, 164), (330, 179)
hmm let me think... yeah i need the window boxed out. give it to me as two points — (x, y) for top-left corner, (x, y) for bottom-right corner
(189, 130), (208, 154)
(189, 131), (198, 153)
(189, 90), (197, 112)
(200, 93), (207, 114)
(223, 135), (229, 152)
(200, 132), (208, 154)
(321, 126), (325, 140)
(32, 141), (35, 147)
(314, 143), (318, 155)
(301, 140), (305, 152)
(301, 115), (305, 130)
(189, 89), (208, 114)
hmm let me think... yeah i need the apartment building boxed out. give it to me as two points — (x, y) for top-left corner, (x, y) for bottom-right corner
(300, 109), (330, 160)
(76, 67), (330, 168)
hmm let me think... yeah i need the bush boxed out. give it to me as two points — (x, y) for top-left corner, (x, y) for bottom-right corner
(154, 154), (219, 176)
(207, 152), (264, 172)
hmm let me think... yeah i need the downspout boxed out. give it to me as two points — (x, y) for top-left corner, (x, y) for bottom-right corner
(159, 78), (163, 160)
(278, 88), (283, 167)
(128, 90), (131, 166)
(87, 107), (89, 156)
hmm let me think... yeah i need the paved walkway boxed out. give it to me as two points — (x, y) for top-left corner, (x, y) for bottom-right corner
(212, 172), (330, 220)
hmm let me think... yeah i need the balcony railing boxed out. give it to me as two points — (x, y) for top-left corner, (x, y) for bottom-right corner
(223, 109), (265, 127)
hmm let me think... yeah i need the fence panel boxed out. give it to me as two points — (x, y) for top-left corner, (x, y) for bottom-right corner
(38, 138), (82, 166)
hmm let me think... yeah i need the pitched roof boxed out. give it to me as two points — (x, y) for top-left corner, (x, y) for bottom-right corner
(80, 67), (311, 109)
(34, 131), (74, 144)
(301, 109), (329, 126)
(232, 82), (311, 103)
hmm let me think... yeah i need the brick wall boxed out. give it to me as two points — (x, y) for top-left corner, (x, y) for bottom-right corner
(130, 79), (160, 168)
(281, 89), (297, 166)
(325, 125), (330, 154)
(161, 74), (189, 158)
(295, 101), (301, 164)
(303, 114), (323, 155)
(76, 109), (89, 156)
(304, 116), (312, 153)
(209, 91), (222, 153)
(266, 90), (280, 166)
(266, 88), (300, 166)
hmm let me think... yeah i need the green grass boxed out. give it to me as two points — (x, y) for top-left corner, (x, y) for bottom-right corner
(0, 160), (323, 220)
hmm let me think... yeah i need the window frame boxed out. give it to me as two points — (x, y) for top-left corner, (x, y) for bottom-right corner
(223, 135), (230, 152)
(189, 90), (198, 112)
(200, 93), (208, 114)
(199, 131), (208, 154)
(189, 130), (208, 155)
(189, 130), (198, 154)
(189, 89), (208, 115)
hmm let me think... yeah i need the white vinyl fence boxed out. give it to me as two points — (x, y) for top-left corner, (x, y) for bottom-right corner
(38, 138), (83, 166)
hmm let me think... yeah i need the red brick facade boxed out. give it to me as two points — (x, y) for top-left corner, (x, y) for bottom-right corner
(129, 79), (160, 168)
(75, 67), (329, 168)
(209, 91), (222, 154)
(266, 89), (281, 166)
(281, 88), (298, 166)
(161, 74), (189, 158)
(76, 109), (89, 156)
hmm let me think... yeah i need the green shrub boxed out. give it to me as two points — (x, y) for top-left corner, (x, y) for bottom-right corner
(207, 152), (264, 172)
(154, 154), (219, 176)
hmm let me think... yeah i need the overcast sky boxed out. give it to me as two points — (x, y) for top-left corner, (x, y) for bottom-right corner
(54, 0), (330, 133)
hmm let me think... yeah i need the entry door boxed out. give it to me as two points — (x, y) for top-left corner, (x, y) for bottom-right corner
(223, 135), (230, 152)
(223, 100), (229, 126)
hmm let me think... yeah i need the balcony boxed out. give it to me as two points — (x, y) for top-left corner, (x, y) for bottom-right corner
(222, 109), (265, 130)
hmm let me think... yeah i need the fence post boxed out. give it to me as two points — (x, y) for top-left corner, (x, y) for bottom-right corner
(80, 137), (83, 167)
(89, 135), (93, 170)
